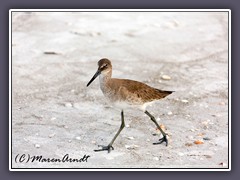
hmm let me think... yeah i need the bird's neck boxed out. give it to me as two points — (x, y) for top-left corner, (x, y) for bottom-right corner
(99, 71), (112, 90)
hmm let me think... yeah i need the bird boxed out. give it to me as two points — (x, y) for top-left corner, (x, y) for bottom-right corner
(87, 58), (173, 153)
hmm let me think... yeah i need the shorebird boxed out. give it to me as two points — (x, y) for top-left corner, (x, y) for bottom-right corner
(87, 58), (173, 152)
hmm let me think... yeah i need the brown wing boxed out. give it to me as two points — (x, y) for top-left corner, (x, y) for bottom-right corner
(109, 78), (173, 103)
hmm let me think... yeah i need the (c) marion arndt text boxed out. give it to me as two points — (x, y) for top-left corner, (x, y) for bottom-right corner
(14, 153), (90, 163)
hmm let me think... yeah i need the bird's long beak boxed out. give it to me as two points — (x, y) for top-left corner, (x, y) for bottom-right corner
(86, 69), (101, 87)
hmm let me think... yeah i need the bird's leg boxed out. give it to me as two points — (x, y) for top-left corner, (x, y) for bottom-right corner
(94, 110), (125, 153)
(145, 110), (168, 146)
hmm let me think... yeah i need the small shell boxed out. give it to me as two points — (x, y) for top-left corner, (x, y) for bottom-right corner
(125, 145), (131, 149)
(75, 136), (81, 140)
(167, 111), (173, 115)
(202, 120), (210, 125)
(65, 102), (72, 107)
(48, 133), (55, 138)
(50, 117), (56, 121)
(204, 155), (212, 158)
(161, 75), (171, 80)
(127, 137), (134, 140)
(35, 144), (40, 148)
(178, 152), (184, 156)
(203, 137), (211, 141)
(181, 99), (189, 103)
(194, 140), (204, 144)
(197, 133), (205, 137)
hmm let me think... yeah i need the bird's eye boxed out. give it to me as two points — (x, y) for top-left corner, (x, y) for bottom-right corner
(101, 64), (107, 69)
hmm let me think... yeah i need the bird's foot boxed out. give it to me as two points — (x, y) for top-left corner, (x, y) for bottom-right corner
(94, 145), (114, 153)
(153, 135), (168, 146)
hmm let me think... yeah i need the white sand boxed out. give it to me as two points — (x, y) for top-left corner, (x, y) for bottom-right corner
(11, 11), (229, 169)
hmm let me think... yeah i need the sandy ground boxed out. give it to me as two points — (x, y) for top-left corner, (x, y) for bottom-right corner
(11, 11), (229, 169)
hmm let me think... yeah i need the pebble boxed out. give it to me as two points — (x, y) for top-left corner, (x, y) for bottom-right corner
(125, 145), (131, 149)
(181, 99), (189, 103)
(35, 144), (40, 148)
(75, 136), (81, 140)
(48, 133), (55, 138)
(167, 111), (173, 115)
(197, 133), (205, 137)
(156, 117), (161, 121)
(68, 140), (72, 143)
(161, 75), (171, 80)
(91, 140), (96, 144)
(203, 137), (211, 141)
(202, 120), (210, 126)
(146, 139), (150, 142)
(187, 136), (194, 139)
(204, 155), (212, 158)
(194, 140), (204, 144)
(127, 137), (134, 140)
(65, 102), (72, 107)
(64, 125), (69, 129)
(51, 117), (56, 121)
(178, 152), (184, 156)
(126, 124), (130, 128)
(153, 157), (159, 161)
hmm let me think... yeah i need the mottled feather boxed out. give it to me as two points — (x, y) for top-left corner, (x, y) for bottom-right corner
(105, 78), (172, 105)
